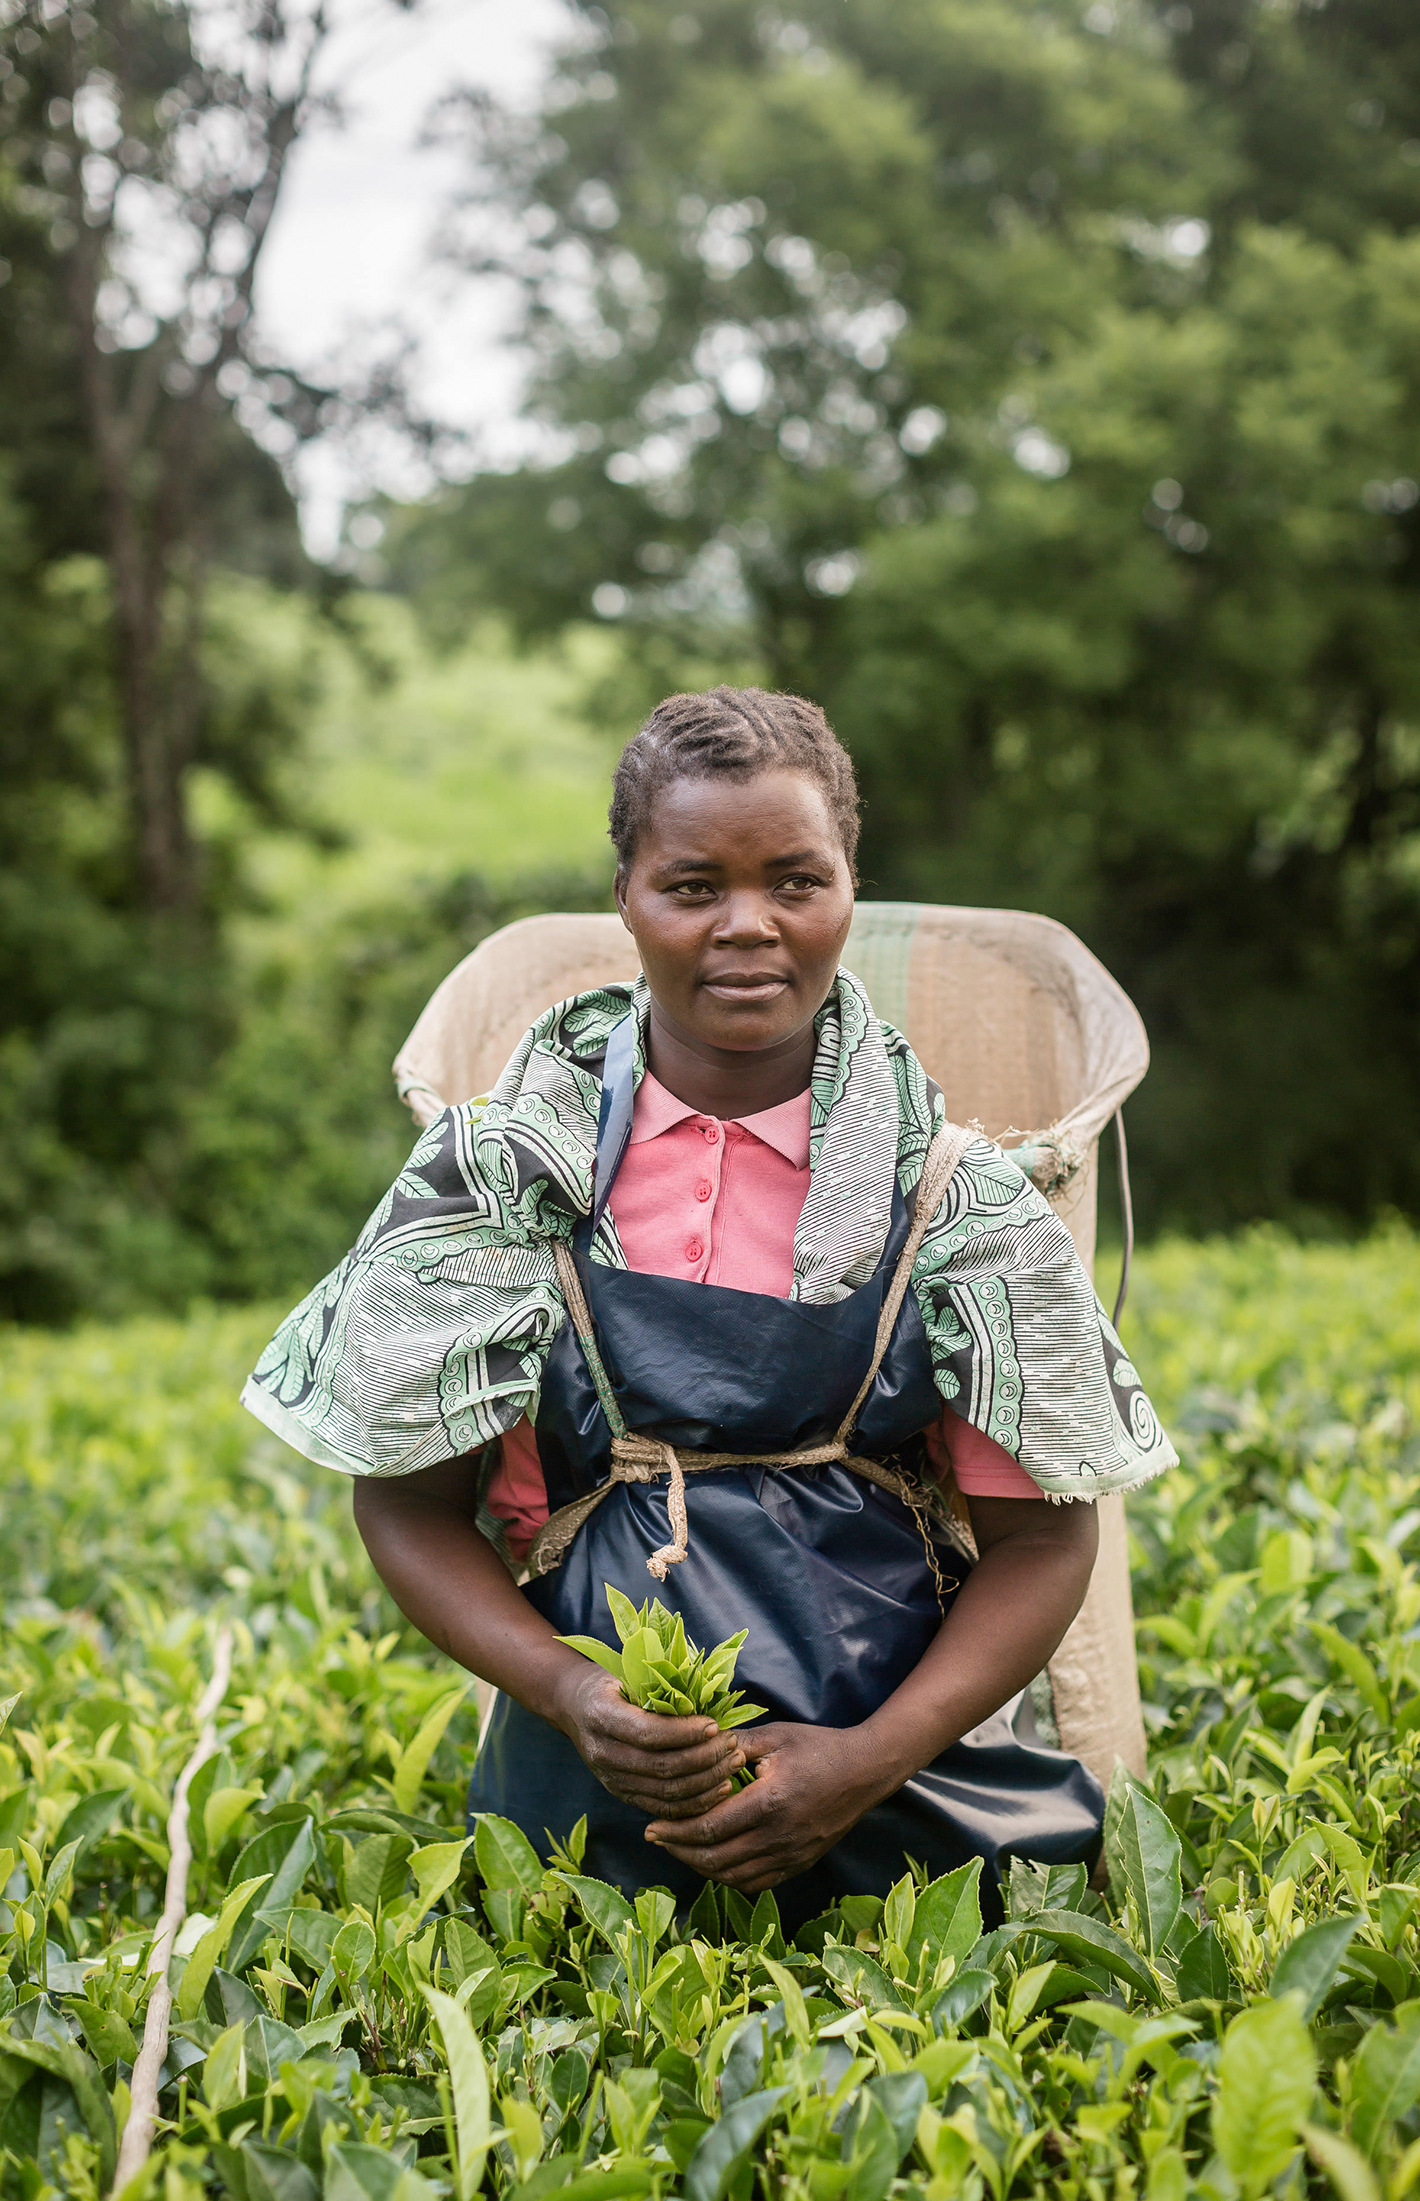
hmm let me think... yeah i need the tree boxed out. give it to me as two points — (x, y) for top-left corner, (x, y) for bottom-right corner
(0, 0), (350, 1315)
(1, 0), (360, 915)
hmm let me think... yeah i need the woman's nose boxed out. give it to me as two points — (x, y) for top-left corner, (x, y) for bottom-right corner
(713, 894), (779, 943)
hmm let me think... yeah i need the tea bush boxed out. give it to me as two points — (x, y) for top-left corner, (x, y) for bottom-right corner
(2, 1227), (1419, 2201)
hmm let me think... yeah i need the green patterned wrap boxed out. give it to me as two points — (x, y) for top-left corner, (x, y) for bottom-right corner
(241, 971), (1175, 1501)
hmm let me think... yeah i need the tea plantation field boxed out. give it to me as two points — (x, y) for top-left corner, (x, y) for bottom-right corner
(2, 1227), (1419, 2201)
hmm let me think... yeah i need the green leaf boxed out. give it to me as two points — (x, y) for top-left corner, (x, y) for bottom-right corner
(1270, 1917), (1358, 2022)
(1025, 1910), (1161, 2005)
(177, 1874), (273, 2021)
(393, 1684), (470, 1816)
(930, 1970), (994, 2032)
(1308, 1621), (1389, 1722)
(634, 1888), (675, 1948)
(1117, 1788), (1183, 1958)
(285, 1909), (340, 1972)
(1304, 2124), (1382, 2201)
(1350, 2010), (1420, 2158)
(443, 1919), (503, 2025)
(425, 1986), (492, 2201)
(555, 1871), (635, 1944)
(1102, 1760), (1144, 1898)
(605, 1586), (643, 1646)
(841, 2090), (900, 2201)
(42, 1838), (82, 1905)
(865, 2070), (929, 2163)
(324, 2142), (437, 2201)
(323, 1808), (451, 1843)
(620, 1628), (659, 1701)
(1006, 1960), (1057, 2033)
(482, 1885), (526, 1943)
(555, 1636), (625, 1684)
(1176, 1926), (1233, 2003)
(54, 1788), (128, 1858)
(244, 2012), (307, 2084)
(240, 2140), (320, 2201)
(202, 2021), (247, 2114)
(331, 1916), (377, 1987)
(406, 1838), (471, 1927)
(760, 1956), (811, 2048)
(473, 1812), (543, 1895)
(0, 2036), (115, 2187)
(1212, 1995), (1315, 2197)
(227, 1816), (318, 1973)
(1196, 1570), (1257, 1656)
(300, 2012), (357, 2052)
(1008, 1859), (1088, 1918)
(907, 1858), (983, 1971)
(715, 1700), (767, 1729)
(346, 1831), (415, 1914)
(881, 1874), (915, 1957)
(684, 2086), (790, 2201)
(204, 1783), (264, 1856)
(538, 2173), (653, 2201)
(67, 2000), (138, 2072)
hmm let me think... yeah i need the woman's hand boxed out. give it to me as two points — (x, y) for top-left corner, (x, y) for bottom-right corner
(643, 1722), (885, 1890)
(554, 1664), (746, 1821)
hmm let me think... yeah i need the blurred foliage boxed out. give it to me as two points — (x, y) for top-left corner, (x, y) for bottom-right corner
(398, 0), (1420, 1231)
(3, 1236), (1420, 2194)
(7, 0), (1420, 1320)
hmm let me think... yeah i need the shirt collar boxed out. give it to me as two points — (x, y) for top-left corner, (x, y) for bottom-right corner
(629, 1071), (812, 1170)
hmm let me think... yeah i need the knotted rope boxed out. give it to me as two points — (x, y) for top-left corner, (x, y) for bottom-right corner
(528, 1120), (975, 1581)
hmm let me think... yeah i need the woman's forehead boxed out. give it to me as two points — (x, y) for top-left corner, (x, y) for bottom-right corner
(641, 767), (839, 847)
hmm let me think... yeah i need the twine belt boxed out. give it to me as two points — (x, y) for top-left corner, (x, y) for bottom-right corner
(526, 1121), (974, 1583)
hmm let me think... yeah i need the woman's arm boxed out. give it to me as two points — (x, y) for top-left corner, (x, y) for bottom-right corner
(352, 1460), (745, 1820)
(645, 1492), (1099, 1889)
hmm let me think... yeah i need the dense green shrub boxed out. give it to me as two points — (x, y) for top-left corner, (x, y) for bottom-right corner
(2, 1232), (1420, 2196)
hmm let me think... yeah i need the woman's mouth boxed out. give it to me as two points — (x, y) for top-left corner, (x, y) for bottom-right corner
(702, 973), (792, 1002)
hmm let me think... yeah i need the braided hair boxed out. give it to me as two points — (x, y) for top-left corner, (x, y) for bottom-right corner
(608, 685), (860, 879)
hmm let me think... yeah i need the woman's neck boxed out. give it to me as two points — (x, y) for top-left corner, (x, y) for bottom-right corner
(643, 999), (816, 1119)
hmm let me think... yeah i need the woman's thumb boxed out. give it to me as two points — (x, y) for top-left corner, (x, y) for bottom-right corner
(738, 1722), (784, 1764)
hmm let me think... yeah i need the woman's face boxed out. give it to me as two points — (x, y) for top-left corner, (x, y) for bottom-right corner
(615, 768), (855, 1055)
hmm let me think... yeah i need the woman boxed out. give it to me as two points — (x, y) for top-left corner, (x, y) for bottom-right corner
(243, 687), (1174, 1927)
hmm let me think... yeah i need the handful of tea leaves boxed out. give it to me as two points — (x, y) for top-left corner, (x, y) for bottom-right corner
(559, 1586), (766, 1784)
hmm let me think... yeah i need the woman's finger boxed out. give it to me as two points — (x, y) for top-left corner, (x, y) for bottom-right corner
(651, 1827), (781, 1879)
(612, 1779), (736, 1819)
(585, 1720), (737, 1769)
(736, 1722), (791, 1762)
(644, 1779), (768, 1851)
(590, 1695), (728, 1758)
(640, 1752), (745, 1802)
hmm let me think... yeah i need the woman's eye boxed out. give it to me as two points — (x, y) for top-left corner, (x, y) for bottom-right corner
(669, 880), (715, 899)
(779, 875), (821, 893)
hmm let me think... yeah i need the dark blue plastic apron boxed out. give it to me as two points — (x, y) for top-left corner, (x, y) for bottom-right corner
(468, 1017), (1103, 1928)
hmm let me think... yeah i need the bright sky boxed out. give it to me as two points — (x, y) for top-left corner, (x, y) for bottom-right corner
(254, 0), (566, 554)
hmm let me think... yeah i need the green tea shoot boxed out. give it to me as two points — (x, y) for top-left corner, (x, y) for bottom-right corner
(559, 1588), (766, 1787)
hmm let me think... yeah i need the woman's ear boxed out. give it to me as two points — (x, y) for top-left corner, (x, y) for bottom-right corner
(613, 866), (632, 931)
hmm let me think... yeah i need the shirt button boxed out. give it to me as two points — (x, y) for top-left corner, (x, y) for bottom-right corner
(685, 1239), (704, 1262)
(701, 1121), (719, 1143)
(695, 1179), (713, 1202)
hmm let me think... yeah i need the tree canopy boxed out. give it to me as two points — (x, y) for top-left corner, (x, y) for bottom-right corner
(399, 0), (1420, 1229)
(5, 0), (1420, 1320)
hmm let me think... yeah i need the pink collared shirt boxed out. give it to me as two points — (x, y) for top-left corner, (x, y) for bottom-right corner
(485, 1072), (1036, 1556)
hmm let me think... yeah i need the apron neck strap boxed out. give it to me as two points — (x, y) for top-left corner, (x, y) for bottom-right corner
(589, 1009), (639, 1238)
